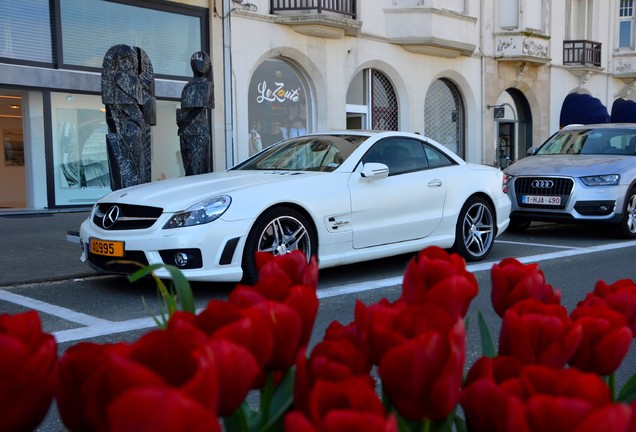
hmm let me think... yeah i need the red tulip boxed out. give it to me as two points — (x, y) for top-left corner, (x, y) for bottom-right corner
(499, 299), (582, 367)
(129, 318), (219, 411)
(188, 301), (274, 369)
(491, 257), (561, 318)
(569, 304), (633, 375)
(285, 377), (397, 432)
(378, 311), (465, 421)
(461, 378), (529, 432)
(107, 387), (221, 432)
(516, 364), (610, 404)
(205, 339), (260, 417)
(573, 404), (633, 432)
(0, 311), (58, 432)
(516, 365), (626, 432)
(294, 323), (373, 414)
(58, 319), (220, 431)
(230, 252), (319, 356)
(579, 279), (636, 337)
(322, 320), (365, 350)
(401, 246), (478, 319)
(245, 300), (303, 371)
(463, 363), (632, 432)
(354, 298), (408, 365)
(57, 342), (131, 431)
(464, 355), (525, 387)
(525, 397), (632, 432)
(254, 250), (319, 290)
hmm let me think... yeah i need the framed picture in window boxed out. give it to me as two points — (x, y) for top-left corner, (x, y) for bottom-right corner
(3, 130), (24, 166)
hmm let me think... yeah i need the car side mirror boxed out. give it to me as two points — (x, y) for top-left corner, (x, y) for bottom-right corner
(527, 147), (539, 156)
(361, 162), (389, 180)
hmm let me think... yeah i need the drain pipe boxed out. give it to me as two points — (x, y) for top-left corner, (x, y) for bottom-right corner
(480, 0), (488, 166)
(223, 0), (235, 168)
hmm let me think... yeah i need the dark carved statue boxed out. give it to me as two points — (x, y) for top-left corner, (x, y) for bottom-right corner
(177, 51), (214, 176)
(101, 44), (156, 190)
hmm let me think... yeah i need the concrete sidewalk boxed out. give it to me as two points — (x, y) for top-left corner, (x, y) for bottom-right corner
(0, 210), (94, 286)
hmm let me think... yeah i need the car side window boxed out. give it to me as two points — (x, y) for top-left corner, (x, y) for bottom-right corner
(423, 145), (454, 168)
(361, 138), (430, 176)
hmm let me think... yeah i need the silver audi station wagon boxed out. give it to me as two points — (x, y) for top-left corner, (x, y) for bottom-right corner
(503, 123), (636, 238)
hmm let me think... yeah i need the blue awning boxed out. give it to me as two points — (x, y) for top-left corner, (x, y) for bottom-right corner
(559, 93), (610, 127)
(610, 98), (636, 123)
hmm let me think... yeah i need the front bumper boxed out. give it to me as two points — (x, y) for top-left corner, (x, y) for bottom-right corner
(507, 176), (627, 223)
(79, 215), (253, 282)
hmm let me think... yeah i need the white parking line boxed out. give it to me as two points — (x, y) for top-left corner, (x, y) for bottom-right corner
(0, 290), (111, 327)
(495, 239), (584, 249)
(3, 239), (636, 344)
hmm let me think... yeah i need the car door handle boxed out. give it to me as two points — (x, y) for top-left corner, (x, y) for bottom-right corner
(428, 179), (443, 187)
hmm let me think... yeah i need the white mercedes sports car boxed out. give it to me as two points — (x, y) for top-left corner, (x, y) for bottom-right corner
(79, 131), (511, 283)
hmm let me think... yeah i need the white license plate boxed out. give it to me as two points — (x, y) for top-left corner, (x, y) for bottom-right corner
(522, 195), (561, 205)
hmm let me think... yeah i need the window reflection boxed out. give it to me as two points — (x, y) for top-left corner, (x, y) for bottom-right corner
(248, 59), (309, 156)
(60, 0), (203, 76)
(52, 93), (111, 206)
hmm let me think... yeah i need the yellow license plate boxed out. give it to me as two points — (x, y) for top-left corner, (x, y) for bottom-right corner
(90, 238), (125, 257)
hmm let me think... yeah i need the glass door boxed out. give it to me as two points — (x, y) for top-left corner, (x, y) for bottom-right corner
(0, 90), (26, 208)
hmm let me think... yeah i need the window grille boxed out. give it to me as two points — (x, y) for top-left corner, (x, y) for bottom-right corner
(371, 70), (398, 131)
(424, 79), (465, 157)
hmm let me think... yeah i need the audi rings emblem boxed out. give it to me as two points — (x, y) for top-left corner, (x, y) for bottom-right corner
(102, 205), (121, 229)
(531, 180), (554, 189)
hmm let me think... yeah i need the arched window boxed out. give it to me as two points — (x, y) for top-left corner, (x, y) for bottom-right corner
(247, 59), (309, 155)
(424, 79), (465, 157)
(346, 68), (398, 130)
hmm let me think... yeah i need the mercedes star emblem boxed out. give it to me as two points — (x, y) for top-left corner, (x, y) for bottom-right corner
(102, 205), (121, 229)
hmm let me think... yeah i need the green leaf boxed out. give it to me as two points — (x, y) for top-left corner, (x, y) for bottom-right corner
(618, 371), (636, 403)
(477, 310), (497, 358)
(261, 368), (295, 431)
(127, 262), (164, 281)
(428, 408), (458, 432)
(224, 402), (259, 432)
(126, 262), (196, 323)
(160, 264), (196, 314)
(453, 412), (468, 432)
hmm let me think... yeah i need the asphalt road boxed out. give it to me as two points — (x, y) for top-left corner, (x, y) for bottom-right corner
(2, 221), (636, 431)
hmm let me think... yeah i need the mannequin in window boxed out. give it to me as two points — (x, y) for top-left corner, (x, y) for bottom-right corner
(102, 44), (156, 190)
(177, 51), (214, 176)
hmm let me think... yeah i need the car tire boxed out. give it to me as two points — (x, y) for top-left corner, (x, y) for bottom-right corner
(614, 187), (636, 239)
(507, 217), (531, 233)
(241, 207), (317, 284)
(452, 196), (496, 261)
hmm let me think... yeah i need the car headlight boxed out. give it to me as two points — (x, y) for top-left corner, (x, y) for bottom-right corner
(163, 195), (231, 229)
(580, 174), (620, 187)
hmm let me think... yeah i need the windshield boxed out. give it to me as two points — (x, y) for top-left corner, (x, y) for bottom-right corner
(538, 128), (636, 155)
(232, 135), (368, 172)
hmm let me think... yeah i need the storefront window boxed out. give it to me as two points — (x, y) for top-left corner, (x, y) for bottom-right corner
(51, 93), (110, 206)
(0, 0), (53, 64)
(59, 0), (205, 77)
(247, 59), (309, 155)
(51, 93), (184, 206)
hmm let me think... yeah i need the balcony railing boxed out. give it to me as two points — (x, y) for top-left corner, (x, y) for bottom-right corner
(563, 40), (602, 67)
(270, 0), (357, 20)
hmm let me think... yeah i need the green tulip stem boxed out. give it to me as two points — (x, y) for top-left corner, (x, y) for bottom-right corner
(609, 372), (616, 401)
(259, 372), (274, 430)
(421, 419), (431, 432)
(224, 406), (249, 432)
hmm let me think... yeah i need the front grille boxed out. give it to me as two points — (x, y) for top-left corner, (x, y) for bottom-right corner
(513, 176), (574, 210)
(93, 203), (163, 230)
(87, 250), (149, 274)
